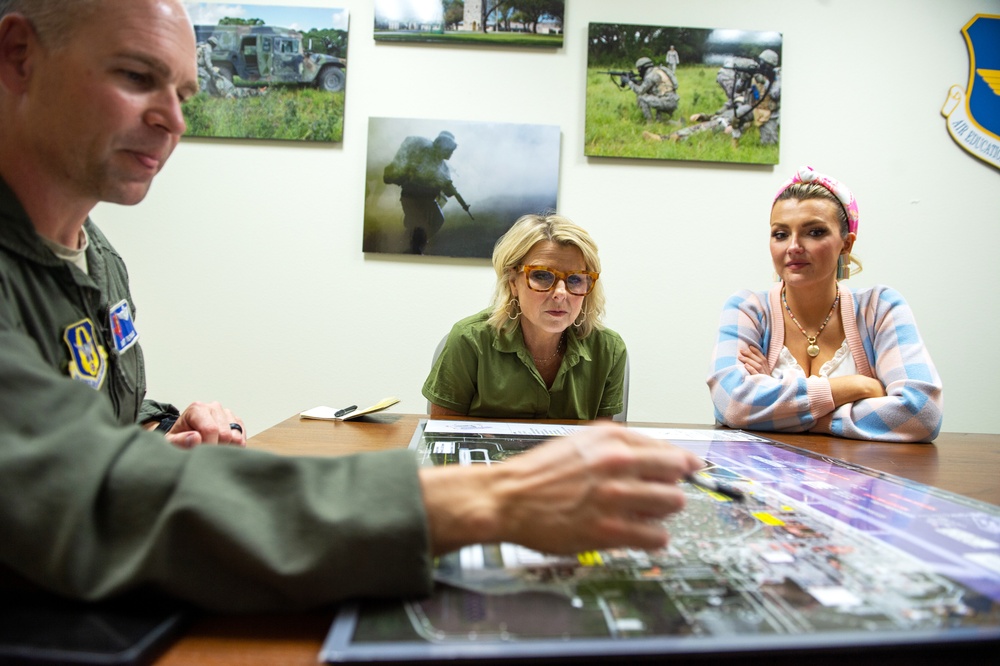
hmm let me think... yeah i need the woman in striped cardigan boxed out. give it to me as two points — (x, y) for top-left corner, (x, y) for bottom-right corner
(707, 166), (943, 442)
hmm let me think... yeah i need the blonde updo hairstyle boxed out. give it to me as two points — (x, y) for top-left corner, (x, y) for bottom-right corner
(487, 214), (606, 339)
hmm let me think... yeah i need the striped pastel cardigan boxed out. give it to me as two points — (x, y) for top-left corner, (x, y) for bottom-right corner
(707, 283), (943, 442)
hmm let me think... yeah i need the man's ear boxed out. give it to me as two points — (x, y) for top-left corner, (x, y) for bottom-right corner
(0, 15), (38, 95)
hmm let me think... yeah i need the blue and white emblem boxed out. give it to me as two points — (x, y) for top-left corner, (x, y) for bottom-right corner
(63, 319), (108, 390)
(109, 299), (139, 353)
(942, 14), (1000, 170)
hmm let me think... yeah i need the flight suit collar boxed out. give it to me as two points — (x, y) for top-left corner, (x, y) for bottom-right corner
(0, 176), (106, 292)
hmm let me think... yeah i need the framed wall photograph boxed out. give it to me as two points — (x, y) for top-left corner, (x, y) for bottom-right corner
(373, 1), (564, 48)
(364, 117), (561, 258)
(585, 22), (782, 165)
(184, 3), (349, 142)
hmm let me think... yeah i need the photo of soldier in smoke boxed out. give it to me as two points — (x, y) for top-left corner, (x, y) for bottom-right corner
(644, 49), (780, 147)
(382, 131), (472, 255)
(364, 118), (560, 258)
(586, 23), (781, 165)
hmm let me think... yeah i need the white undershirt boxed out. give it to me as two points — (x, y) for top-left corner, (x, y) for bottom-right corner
(40, 227), (90, 275)
(773, 339), (856, 378)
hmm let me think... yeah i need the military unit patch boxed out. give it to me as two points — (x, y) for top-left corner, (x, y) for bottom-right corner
(63, 319), (108, 390)
(109, 299), (139, 353)
(942, 14), (1000, 170)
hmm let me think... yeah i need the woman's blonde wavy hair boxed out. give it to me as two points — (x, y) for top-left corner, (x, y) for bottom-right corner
(487, 213), (606, 339)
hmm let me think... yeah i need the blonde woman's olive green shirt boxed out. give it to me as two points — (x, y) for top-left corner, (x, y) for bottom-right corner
(423, 310), (626, 419)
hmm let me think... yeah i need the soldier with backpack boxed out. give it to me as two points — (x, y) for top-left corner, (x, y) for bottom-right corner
(644, 49), (780, 147)
(624, 56), (679, 123)
(383, 130), (472, 254)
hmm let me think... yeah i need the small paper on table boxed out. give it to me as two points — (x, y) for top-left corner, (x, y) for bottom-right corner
(300, 397), (400, 421)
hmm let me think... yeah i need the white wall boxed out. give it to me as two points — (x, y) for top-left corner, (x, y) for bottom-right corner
(95, 0), (1000, 436)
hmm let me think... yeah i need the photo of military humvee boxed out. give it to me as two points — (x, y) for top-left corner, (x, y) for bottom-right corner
(199, 24), (347, 92)
(184, 3), (349, 143)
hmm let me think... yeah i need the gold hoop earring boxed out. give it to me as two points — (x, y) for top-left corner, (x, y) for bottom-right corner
(573, 309), (589, 328)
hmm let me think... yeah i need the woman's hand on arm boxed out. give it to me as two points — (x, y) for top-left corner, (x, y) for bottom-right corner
(737, 345), (768, 375)
(740, 346), (886, 408)
(828, 375), (886, 408)
(418, 424), (702, 556)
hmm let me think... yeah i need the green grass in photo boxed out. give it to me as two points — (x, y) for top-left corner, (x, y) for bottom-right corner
(183, 87), (345, 142)
(585, 64), (778, 165)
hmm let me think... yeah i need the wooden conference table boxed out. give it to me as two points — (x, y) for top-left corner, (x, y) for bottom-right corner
(155, 414), (1000, 665)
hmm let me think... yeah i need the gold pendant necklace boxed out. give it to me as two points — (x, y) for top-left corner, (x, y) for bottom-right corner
(782, 287), (839, 358)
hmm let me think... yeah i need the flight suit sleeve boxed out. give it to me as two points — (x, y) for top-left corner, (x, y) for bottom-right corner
(138, 399), (179, 425)
(0, 318), (433, 611)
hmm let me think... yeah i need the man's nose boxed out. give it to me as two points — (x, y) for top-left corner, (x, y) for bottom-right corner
(145, 90), (187, 137)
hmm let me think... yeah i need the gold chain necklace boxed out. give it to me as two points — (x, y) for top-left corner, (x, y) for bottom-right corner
(532, 335), (565, 365)
(782, 287), (840, 358)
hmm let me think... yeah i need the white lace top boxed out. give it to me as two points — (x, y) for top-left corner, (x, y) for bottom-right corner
(773, 339), (856, 378)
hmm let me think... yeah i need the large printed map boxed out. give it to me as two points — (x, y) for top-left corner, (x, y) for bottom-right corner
(322, 421), (1000, 661)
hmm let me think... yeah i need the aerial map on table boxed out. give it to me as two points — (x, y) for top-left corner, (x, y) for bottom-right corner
(322, 421), (1000, 662)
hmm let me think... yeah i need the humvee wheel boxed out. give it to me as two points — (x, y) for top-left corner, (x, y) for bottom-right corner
(318, 66), (345, 92)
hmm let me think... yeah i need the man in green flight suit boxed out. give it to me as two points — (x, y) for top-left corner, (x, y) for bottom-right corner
(0, 0), (702, 612)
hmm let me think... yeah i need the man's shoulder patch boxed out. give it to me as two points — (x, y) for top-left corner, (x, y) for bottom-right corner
(109, 299), (139, 354)
(63, 319), (108, 390)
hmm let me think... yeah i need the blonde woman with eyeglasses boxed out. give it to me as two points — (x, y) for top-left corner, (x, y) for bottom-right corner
(423, 213), (627, 419)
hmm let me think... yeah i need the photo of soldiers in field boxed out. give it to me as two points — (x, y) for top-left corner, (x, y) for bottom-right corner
(364, 117), (560, 258)
(586, 22), (782, 165)
(184, 3), (348, 142)
(373, 0), (564, 48)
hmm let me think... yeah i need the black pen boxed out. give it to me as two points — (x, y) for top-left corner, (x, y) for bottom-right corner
(334, 405), (357, 418)
(685, 474), (745, 502)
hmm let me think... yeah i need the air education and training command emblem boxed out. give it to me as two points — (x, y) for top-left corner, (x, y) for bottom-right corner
(942, 14), (1000, 170)
(63, 319), (108, 390)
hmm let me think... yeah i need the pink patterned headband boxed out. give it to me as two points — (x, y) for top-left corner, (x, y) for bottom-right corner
(773, 166), (859, 235)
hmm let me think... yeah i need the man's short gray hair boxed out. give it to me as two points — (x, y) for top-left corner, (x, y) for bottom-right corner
(0, 0), (104, 46)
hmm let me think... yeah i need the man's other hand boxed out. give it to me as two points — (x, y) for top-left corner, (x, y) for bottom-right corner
(163, 401), (246, 449)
